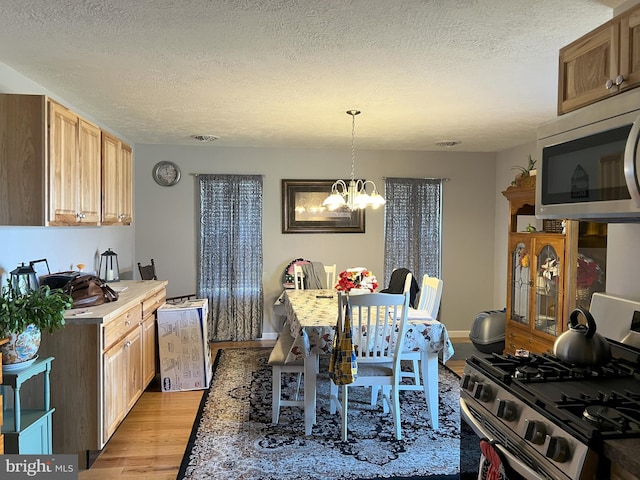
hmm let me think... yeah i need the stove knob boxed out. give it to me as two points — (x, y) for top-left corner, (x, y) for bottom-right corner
(545, 436), (570, 463)
(460, 374), (476, 391)
(473, 382), (492, 402)
(496, 399), (518, 421)
(524, 420), (547, 444)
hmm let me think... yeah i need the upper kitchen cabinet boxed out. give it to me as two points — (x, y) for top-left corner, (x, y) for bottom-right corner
(50, 101), (101, 225)
(101, 132), (133, 226)
(0, 94), (100, 226)
(558, 4), (640, 114)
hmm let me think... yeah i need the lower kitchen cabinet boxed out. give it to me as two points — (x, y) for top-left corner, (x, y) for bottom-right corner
(30, 280), (167, 467)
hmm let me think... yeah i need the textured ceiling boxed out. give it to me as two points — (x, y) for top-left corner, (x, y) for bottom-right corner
(0, 0), (629, 152)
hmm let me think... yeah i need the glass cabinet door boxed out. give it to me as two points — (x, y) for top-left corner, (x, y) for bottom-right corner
(509, 240), (531, 327)
(533, 239), (564, 337)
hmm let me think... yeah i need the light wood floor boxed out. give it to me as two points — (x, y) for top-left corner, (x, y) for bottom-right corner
(79, 338), (470, 480)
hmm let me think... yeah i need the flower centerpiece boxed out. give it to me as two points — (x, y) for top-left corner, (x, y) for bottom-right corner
(576, 254), (603, 300)
(336, 267), (378, 293)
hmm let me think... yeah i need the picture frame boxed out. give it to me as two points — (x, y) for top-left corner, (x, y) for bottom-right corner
(281, 179), (365, 233)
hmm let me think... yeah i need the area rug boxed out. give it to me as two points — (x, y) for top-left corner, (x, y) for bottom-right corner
(177, 348), (461, 480)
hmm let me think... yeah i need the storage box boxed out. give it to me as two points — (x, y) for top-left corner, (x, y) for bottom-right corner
(469, 310), (506, 354)
(157, 298), (212, 392)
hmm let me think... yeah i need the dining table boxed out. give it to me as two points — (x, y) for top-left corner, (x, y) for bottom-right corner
(282, 288), (455, 436)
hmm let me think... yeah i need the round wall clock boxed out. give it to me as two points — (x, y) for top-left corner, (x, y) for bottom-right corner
(153, 161), (181, 186)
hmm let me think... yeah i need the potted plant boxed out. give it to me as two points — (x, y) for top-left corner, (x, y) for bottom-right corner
(0, 280), (72, 365)
(511, 154), (537, 187)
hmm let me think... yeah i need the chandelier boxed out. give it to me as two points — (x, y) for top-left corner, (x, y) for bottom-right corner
(322, 110), (386, 211)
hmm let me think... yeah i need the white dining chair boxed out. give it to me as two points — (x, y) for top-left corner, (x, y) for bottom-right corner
(268, 332), (305, 423)
(293, 264), (305, 290)
(329, 291), (410, 441)
(324, 263), (337, 289)
(398, 275), (444, 390)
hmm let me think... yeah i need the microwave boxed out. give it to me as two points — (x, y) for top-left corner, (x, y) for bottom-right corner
(536, 88), (640, 222)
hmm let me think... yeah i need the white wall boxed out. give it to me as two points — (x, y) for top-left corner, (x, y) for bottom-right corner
(134, 144), (497, 337)
(0, 62), (135, 284)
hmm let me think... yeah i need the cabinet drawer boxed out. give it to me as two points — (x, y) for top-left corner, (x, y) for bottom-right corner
(505, 328), (552, 356)
(104, 304), (142, 349)
(142, 289), (166, 319)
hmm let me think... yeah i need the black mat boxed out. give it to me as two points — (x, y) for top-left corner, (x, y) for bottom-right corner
(177, 348), (461, 480)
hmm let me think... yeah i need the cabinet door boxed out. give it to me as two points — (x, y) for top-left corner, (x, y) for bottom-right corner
(506, 235), (532, 330)
(103, 338), (126, 444)
(532, 237), (565, 339)
(102, 133), (133, 225)
(558, 23), (619, 114)
(142, 314), (156, 386)
(101, 131), (120, 225)
(125, 326), (143, 412)
(619, 7), (640, 92)
(78, 119), (101, 224)
(49, 101), (80, 225)
(119, 142), (133, 225)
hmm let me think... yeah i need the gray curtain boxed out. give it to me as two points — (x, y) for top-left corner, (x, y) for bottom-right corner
(383, 177), (443, 287)
(198, 174), (263, 341)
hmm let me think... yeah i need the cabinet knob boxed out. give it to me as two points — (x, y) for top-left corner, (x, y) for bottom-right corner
(606, 79), (614, 89)
(615, 74), (625, 86)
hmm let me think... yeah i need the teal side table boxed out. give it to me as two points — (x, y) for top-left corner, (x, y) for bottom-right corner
(1, 356), (54, 454)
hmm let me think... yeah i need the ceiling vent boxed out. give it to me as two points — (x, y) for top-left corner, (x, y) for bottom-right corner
(192, 135), (219, 142)
(435, 140), (461, 148)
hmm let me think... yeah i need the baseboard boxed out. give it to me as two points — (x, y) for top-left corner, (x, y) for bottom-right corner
(448, 329), (470, 339)
(259, 332), (279, 341)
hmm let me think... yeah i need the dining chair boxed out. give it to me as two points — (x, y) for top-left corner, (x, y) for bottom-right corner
(293, 264), (305, 290)
(324, 263), (337, 289)
(268, 332), (305, 424)
(398, 274), (444, 391)
(329, 291), (410, 441)
(137, 259), (157, 280)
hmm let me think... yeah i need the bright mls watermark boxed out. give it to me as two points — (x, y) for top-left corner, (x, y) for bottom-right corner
(1, 455), (77, 479)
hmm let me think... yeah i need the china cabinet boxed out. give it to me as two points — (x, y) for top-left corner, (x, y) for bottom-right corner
(558, 3), (640, 114)
(503, 183), (607, 355)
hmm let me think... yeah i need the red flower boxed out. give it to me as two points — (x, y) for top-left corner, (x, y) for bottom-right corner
(577, 255), (600, 288)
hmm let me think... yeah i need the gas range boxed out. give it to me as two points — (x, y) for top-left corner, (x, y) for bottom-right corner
(460, 339), (640, 480)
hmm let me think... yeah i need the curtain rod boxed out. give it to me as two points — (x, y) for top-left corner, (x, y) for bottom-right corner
(189, 173), (265, 177)
(382, 176), (450, 181)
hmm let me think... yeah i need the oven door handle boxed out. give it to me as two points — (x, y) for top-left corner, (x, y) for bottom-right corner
(460, 398), (545, 480)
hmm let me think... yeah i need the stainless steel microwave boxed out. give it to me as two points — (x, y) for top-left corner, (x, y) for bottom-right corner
(536, 88), (640, 222)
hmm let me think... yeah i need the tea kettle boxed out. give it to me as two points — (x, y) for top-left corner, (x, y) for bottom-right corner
(553, 306), (612, 366)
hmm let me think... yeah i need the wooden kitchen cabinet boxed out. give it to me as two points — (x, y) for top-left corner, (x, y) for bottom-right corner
(103, 323), (142, 444)
(49, 100), (101, 225)
(28, 280), (167, 467)
(558, 4), (640, 114)
(101, 131), (133, 226)
(0, 94), (100, 225)
(503, 184), (607, 355)
(0, 93), (132, 227)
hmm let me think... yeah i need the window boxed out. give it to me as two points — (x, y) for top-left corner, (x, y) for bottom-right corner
(383, 177), (443, 285)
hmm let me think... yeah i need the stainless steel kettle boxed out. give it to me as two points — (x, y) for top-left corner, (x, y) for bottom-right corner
(553, 306), (612, 366)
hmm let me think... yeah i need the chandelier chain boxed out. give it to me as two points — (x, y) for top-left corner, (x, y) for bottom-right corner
(350, 111), (356, 181)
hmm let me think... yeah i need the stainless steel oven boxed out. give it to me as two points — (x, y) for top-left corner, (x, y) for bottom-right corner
(536, 88), (640, 222)
(459, 335), (640, 480)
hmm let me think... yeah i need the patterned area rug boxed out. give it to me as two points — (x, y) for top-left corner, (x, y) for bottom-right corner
(177, 348), (461, 480)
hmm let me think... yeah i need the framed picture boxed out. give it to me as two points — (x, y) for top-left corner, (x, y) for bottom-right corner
(281, 179), (365, 233)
